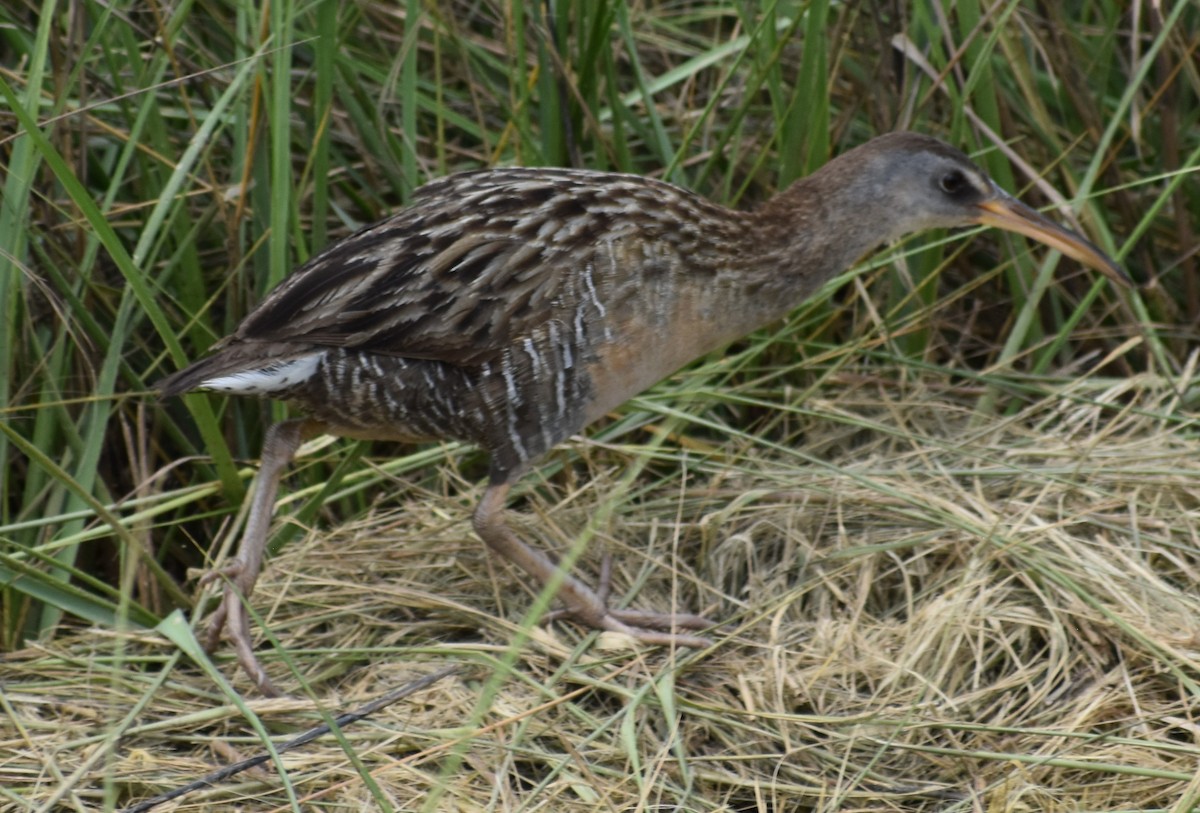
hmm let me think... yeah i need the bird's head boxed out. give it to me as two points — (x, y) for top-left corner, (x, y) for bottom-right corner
(830, 132), (1129, 286)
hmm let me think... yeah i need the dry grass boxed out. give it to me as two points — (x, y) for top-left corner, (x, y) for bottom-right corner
(5, 361), (1199, 812)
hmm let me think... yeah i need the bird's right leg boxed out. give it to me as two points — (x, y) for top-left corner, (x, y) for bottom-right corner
(200, 418), (320, 695)
(472, 480), (713, 647)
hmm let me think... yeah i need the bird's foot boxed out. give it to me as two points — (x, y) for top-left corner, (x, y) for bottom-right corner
(199, 560), (282, 696)
(596, 607), (714, 648)
(546, 556), (714, 648)
(198, 557), (252, 652)
(545, 604), (712, 647)
(544, 603), (713, 646)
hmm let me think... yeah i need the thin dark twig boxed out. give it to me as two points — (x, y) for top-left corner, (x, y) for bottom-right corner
(121, 664), (464, 813)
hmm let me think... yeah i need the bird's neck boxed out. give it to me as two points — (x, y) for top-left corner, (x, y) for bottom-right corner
(726, 164), (896, 328)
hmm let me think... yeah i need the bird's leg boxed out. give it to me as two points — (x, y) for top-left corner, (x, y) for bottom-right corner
(472, 480), (713, 647)
(200, 418), (320, 695)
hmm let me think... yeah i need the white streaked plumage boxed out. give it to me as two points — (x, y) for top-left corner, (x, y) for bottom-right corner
(199, 352), (326, 395)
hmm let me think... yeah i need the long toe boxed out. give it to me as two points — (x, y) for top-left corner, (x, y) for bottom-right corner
(222, 594), (282, 696)
(599, 613), (712, 649)
(202, 598), (231, 653)
(198, 560), (242, 588)
(199, 561), (250, 652)
(199, 557), (258, 597)
(201, 587), (281, 695)
(550, 574), (716, 647)
(607, 607), (714, 631)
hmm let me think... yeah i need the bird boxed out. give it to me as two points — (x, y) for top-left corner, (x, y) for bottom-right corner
(160, 132), (1127, 695)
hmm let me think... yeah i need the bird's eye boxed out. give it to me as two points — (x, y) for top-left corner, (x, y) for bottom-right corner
(939, 170), (968, 196)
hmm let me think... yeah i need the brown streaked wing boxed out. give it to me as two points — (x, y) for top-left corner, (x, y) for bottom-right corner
(232, 170), (609, 366)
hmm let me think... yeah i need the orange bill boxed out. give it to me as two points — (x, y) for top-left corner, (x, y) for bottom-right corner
(975, 192), (1129, 286)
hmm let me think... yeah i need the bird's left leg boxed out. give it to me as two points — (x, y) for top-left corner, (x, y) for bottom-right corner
(200, 418), (323, 695)
(472, 478), (713, 646)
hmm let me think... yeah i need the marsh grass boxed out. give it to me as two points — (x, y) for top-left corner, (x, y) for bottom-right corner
(0, 0), (1197, 810)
